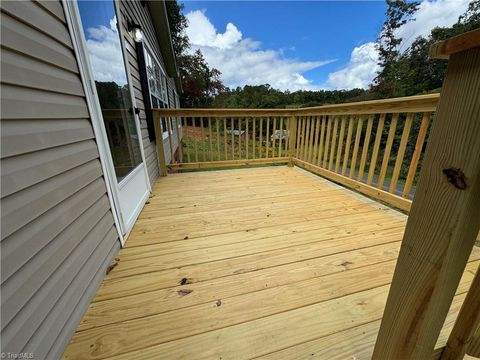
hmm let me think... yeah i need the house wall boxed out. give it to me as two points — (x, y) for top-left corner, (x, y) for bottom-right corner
(118, 0), (181, 184)
(0, 1), (120, 359)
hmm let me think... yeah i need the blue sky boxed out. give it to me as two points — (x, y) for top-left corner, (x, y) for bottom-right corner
(183, 1), (387, 87)
(182, 0), (470, 90)
(77, 0), (471, 91)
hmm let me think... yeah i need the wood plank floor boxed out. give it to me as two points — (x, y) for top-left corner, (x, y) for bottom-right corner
(63, 166), (479, 360)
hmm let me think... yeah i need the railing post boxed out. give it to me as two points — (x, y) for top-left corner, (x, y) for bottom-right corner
(372, 29), (480, 359)
(288, 115), (297, 167)
(152, 111), (168, 177)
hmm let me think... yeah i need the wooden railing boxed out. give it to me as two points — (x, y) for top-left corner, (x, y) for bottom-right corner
(153, 109), (296, 170)
(291, 94), (439, 212)
(154, 93), (439, 212)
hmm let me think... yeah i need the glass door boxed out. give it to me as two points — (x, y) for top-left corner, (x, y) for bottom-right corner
(74, 0), (150, 237)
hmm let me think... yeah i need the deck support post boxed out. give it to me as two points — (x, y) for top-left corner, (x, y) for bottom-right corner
(372, 29), (480, 359)
(288, 116), (297, 167)
(153, 111), (168, 177)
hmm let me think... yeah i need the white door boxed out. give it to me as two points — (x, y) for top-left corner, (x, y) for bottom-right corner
(65, 0), (150, 243)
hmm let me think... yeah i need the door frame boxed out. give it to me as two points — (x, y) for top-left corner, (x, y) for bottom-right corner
(63, 0), (151, 245)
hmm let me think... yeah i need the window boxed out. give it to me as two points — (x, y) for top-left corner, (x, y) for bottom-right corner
(144, 47), (172, 139)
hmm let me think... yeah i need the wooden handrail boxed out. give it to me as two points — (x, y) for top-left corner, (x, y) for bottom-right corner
(153, 93), (439, 117)
(296, 93), (439, 115)
(154, 108), (295, 117)
(430, 28), (480, 59)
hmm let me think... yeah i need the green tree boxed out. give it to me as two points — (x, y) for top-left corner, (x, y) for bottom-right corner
(164, 1), (189, 58)
(165, 0), (225, 107)
(393, 0), (479, 96)
(212, 85), (368, 109)
(372, 0), (420, 98)
(180, 50), (224, 108)
(372, 0), (479, 98)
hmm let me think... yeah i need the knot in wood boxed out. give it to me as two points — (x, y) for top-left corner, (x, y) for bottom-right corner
(442, 167), (467, 190)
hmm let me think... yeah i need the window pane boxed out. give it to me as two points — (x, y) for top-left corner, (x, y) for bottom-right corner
(78, 0), (142, 182)
(151, 95), (158, 108)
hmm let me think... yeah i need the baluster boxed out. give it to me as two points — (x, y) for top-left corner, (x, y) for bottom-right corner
(273, 117), (278, 158)
(223, 117), (228, 160)
(246, 117), (249, 159)
(185, 117), (191, 163)
(284, 117), (289, 155)
(238, 117), (242, 160)
(357, 114), (374, 181)
(303, 117), (311, 161)
(377, 113), (399, 190)
(367, 114), (385, 185)
(335, 115), (347, 173)
(208, 117), (213, 161)
(266, 116), (271, 158)
(278, 117), (284, 157)
(328, 116), (339, 170)
(341, 115), (355, 175)
(259, 117), (264, 158)
(252, 117), (256, 159)
(349, 115), (364, 178)
(389, 113), (413, 193)
(402, 112), (431, 198)
(316, 115), (326, 167)
(307, 116), (315, 163)
(297, 117), (304, 159)
(323, 116), (332, 167)
(215, 117), (220, 161)
(200, 117), (206, 162)
(231, 118), (235, 160)
(193, 117), (198, 162)
(312, 116), (321, 165)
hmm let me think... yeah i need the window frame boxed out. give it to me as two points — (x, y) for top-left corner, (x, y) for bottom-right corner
(143, 43), (173, 140)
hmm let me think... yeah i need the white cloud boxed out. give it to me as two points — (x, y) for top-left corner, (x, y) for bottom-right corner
(396, 0), (470, 51)
(325, 42), (380, 90)
(185, 10), (335, 91)
(85, 16), (127, 85)
(324, 0), (470, 90)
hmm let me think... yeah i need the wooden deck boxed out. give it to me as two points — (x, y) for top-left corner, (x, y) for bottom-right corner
(63, 166), (479, 360)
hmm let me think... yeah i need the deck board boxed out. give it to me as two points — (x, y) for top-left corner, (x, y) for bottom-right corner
(62, 166), (478, 360)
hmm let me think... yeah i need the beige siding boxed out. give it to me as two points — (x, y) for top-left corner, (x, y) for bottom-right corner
(119, 1), (181, 182)
(0, 2), (120, 360)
